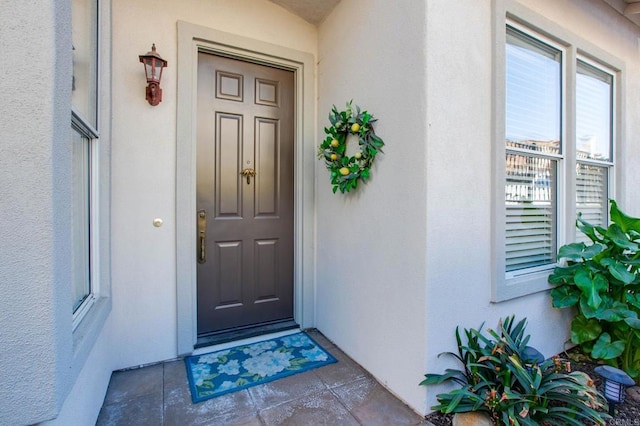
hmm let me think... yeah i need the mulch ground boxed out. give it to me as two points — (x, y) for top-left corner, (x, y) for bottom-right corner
(424, 348), (640, 425)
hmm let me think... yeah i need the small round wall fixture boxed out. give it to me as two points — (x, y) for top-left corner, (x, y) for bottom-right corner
(318, 101), (384, 194)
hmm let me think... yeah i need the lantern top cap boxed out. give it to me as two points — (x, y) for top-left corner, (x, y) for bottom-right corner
(139, 43), (167, 66)
(594, 365), (635, 386)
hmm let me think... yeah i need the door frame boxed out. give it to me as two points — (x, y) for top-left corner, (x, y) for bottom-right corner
(176, 21), (316, 355)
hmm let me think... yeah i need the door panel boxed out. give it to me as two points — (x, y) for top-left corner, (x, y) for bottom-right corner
(216, 113), (243, 217)
(255, 118), (278, 216)
(196, 52), (294, 336)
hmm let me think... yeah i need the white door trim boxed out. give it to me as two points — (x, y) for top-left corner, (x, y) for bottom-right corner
(176, 21), (316, 355)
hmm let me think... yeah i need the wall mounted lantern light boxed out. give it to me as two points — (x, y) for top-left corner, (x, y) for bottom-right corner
(139, 44), (167, 106)
(594, 365), (635, 415)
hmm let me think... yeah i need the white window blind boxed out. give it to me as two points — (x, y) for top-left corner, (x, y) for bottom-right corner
(71, 124), (92, 313)
(505, 26), (561, 273)
(575, 60), (613, 241)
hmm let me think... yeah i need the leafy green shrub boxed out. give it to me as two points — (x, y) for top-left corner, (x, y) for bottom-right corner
(420, 316), (608, 425)
(549, 200), (640, 379)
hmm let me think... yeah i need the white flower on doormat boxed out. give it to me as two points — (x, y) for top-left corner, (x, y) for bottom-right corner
(197, 350), (230, 364)
(217, 359), (240, 375)
(301, 346), (329, 362)
(191, 363), (212, 386)
(242, 350), (294, 377)
(281, 334), (309, 348)
(242, 341), (277, 357)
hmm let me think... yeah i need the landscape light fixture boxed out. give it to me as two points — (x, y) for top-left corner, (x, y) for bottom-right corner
(594, 365), (635, 415)
(139, 44), (167, 106)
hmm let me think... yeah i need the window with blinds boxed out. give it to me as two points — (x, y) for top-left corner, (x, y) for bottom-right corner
(505, 26), (562, 273)
(576, 60), (613, 240)
(72, 0), (99, 327)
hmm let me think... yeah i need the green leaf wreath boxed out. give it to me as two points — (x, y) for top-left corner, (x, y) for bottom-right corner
(318, 101), (384, 193)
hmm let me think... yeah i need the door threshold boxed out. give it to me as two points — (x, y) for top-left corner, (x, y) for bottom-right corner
(195, 319), (299, 349)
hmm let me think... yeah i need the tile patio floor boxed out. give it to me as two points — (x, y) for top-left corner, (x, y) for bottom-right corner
(96, 329), (431, 426)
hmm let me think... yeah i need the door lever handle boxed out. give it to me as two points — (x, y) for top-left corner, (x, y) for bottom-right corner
(197, 209), (206, 264)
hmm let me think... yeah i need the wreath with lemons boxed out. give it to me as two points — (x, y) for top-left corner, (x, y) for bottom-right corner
(318, 101), (385, 194)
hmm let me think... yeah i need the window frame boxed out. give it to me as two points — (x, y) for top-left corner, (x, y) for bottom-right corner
(71, 112), (100, 329)
(504, 23), (566, 279)
(492, 7), (621, 302)
(574, 56), (616, 240)
(71, 0), (101, 330)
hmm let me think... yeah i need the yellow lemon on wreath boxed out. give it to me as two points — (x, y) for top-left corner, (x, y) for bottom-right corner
(330, 139), (339, 148)
(339, 167), (350, 176)
(330, 153), (338, 161)
(354, 152), (362, 159)
(351, 123), (361, 132)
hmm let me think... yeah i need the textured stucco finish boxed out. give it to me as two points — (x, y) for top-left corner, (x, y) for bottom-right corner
(316, 0), (429, 413)
(0, 1), (74, 424)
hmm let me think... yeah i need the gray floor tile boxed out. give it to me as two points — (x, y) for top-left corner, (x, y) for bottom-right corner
(249, 369), (328, 410)
(163, 360), (189, 391)
(313, 347), (369, 389)
(97, 330), (426, 426)
(103, 363), (164, 406)
(97, 393), (162, 426)
(259, 390), (359, 426)
(164, 385), (257, 426)
(333, 377), (424, 425)
(304, 330), (336, 350)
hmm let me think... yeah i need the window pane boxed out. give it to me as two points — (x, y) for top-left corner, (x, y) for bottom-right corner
(72, 126), (91, 312)
(576, 61), (613, 162)
(576, 163), (608, 242)
(72, 0), (98, 127)
(505, 153), (557, 272)
(506, 27), (561, 152)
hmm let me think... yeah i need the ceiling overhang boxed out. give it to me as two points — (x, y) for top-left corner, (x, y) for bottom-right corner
(268, 0), (340, 25)
(604, 0), (640, 26)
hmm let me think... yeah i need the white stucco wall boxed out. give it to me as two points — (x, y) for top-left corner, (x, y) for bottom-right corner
(109, 0), (318, 370)
(0, 0), (116, 424)
(316, 0), (428, 413)
(0, 2), (74, 424)
(423, 0), (640, 413)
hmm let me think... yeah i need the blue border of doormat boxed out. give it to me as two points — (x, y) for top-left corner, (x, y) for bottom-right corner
(184, 332), (337, 403)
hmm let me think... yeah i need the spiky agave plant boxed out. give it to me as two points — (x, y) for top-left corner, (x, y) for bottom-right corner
(420, 316), (609, 425)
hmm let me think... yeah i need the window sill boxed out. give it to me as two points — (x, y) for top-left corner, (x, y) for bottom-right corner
(492, 267), (553, 302)
(72, 296), (111, 361)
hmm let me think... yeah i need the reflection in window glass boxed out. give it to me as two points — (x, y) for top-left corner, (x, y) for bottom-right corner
(576, 163), (608, 243)
(72, 0), (98, 127)
(505, 153), (557, 272)
(506, 27), (561, 149)
(505, 26), (561, 274)
(71, 125), (91, 313)
(575, 61), (613, 241)
(576, 61), (612, 162)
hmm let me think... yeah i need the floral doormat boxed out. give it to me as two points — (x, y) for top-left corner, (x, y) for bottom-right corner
(185, 332), (337, 403)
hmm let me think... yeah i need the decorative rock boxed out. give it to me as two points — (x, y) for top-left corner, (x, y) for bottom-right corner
(627, 385), (640, 403)
(452, 412), (493, 426)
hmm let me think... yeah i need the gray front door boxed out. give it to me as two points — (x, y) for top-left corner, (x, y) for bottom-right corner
(196, 52), (294, 337)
